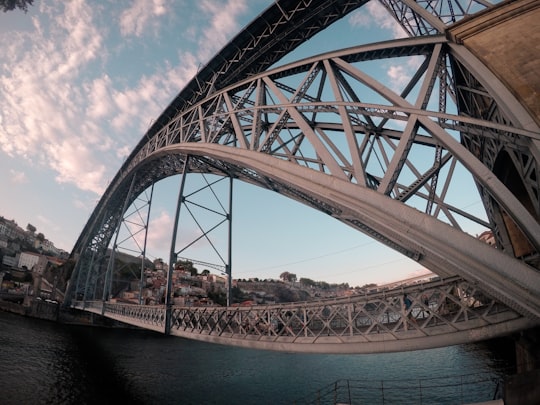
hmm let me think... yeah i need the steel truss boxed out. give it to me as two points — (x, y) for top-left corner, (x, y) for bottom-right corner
(67, 0), (540, 350)
(379, 0), (500, 36)
(75, 276), (536, 353)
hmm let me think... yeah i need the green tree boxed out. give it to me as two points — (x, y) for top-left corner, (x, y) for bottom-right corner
(279, 271), (297, 283)
(299, 277), (315, 287)
(175, 260), (198, 276)
(1, 0), (34, 13)
(316, 281), (330, 290)
(207, 285), (226, 306)
(231, 286), (248, 304)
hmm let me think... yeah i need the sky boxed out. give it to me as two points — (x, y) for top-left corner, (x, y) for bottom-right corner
(0, 0), (479, 287)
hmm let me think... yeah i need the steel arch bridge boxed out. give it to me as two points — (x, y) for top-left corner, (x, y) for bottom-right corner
(67, 0), (540, 353)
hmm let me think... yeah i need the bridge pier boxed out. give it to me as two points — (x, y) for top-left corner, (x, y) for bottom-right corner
(514, 327), (540, 374)
(504, 328), (540, 405)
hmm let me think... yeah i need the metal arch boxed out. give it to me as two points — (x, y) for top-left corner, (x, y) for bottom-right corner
(115, 0), (372, 190)
(65, 0), (540, 353)
(82, 0), (501, 261)
(150, 142), (540, 320)
(124, 36), (540, 251)
(68, 34), (540, 318)
(379, 0), (502, 36)
(70, 0), (511, 259)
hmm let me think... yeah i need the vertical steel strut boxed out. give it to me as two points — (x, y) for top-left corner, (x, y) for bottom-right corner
(226, 175), (233, 307)
(165, 157), (190, 335)
(102, 173), (138, 305)
(139, 184), (155, 305)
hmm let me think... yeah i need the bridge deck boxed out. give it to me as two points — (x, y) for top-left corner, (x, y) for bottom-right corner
(73, 277), (537, 353)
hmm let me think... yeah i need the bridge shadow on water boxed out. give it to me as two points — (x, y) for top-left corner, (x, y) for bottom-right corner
(0, 310), (519, 404)
(66, 323), (516, 404)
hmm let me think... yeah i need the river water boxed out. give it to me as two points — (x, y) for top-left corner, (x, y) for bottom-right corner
(0, 311), (515, 404)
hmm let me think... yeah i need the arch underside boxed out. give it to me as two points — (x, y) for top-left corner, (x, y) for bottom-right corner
(69, 0), (540, 351)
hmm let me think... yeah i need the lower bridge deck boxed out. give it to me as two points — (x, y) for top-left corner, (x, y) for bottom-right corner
(73, 277), (537, 353)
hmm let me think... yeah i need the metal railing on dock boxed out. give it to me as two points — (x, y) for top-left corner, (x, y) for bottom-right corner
(293, 371), (504, 404)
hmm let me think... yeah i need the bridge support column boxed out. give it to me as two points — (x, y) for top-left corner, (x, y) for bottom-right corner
(504, 328), (540, 405)
(139, 183), (154, 305)
(226, 175), (233, 307)
(165, 157), (190, 335)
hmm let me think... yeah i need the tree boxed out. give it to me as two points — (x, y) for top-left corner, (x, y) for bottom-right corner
(174, 260), (198, 276)
(26, 223), (36, 234)
(1, 0), (34, 13)
(279, 271), (297, 283)
(207, 286), (226, 306)
(317, 281), (330, 290)
(231, 286), (248, 304)
(299, 277), (315, 287)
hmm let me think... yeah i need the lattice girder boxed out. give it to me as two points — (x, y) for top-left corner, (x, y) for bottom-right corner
(66, 1), (540, 341)
(67, 33), (540, 318)
(115, 36), (539, 252)
(73, 276), (536, 353)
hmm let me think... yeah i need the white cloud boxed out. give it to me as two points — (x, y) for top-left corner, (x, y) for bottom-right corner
(349, 1), (407, 39)
(0, 0), (257, 199)
(86, 75), (115, 120)
(127, 209), (175, 260)
(348, 10), (371, 28)
(350, 3), (423, 97)
(386, 54), (424, 95)
(119, 0), (168, 37)
(45, 138), (107, 194)
(197, 0), (248, 62)
(116, 145), (132, 160)
(10, 169), (28, 184)
(387, 64), (409, 89)
(0, 0), (109, 194)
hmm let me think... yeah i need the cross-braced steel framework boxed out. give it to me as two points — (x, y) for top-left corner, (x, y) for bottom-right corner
(75, 276), (535, 353)
(67, 0), (540, 352)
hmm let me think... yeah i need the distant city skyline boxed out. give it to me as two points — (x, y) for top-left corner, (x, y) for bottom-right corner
(1, 1), (479, 287)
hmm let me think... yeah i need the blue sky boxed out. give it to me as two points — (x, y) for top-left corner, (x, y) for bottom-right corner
(0, 0), (452, 287)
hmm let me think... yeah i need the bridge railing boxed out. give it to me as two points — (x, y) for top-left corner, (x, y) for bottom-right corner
(167, 277), (515, 343)
(71, 276), (534, 352)
(105, 301), (166, 329)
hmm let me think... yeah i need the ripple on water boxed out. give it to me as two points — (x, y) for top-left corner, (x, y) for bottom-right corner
(0, 311), (514, 405)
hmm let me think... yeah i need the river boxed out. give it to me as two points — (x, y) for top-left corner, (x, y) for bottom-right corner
(0, 310), (515, 404)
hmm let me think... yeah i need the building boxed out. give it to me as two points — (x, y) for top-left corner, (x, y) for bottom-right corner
(2, 254), (19, 268)
(478, 230), (496, 246)
(18, 252), (41, 271)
